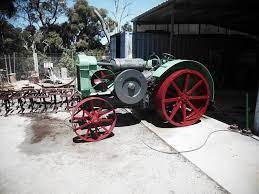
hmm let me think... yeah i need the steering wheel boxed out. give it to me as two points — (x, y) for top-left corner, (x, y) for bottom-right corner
(162, 53), (176, 62)
(147, 53), (162, 68)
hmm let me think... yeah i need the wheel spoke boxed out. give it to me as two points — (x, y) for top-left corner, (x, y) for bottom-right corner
(189, 95), (209, 100)
(187, 80), (203, 95)
(183, 74), (190, 92)
(94, 127), (100, 139)
(169, 102), (181, 119)
(83, 109), (91, 117)
(171, 80), (182, 95)
(164, 97), (178, 103)
(73, 116), (90, 121)
(100, 71), (105, 77)
(73, 108), (82, 116)
(75, 121), (92, 131)
(186, 100), (198, 113)
(84, 126), (91, 137)
(101, 125), (109, 132)
(181, 103), (186, 122)
(99, 109), (112, 116)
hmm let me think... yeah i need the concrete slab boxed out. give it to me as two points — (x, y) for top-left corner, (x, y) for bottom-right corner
(140, 114), (259, 194)
(0, 112), (228, 194)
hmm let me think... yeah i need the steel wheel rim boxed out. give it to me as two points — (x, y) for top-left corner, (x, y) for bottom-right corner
(71, 97), (116, 142)
(156, 69), (210, 127)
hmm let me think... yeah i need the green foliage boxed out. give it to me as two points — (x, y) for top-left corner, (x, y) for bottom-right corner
(57, 51), (76, 76)
(1, 0), (118, 76)
(0, 1), (16, 19)
(16, 0), (67, 28)
(0, 20), (24, 54)
(43, 31), (63, 53)
(68, 0), (115, 51)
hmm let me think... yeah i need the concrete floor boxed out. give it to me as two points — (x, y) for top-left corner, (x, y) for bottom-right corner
(137, 110), (259, 194)
(0, 111), (227, 194)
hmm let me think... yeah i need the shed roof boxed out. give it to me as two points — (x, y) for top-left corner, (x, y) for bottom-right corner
(132, 0), (259, 36)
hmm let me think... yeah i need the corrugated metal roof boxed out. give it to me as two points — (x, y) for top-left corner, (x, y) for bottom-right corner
(132, 0), (173, 22)
(132, 0), (259, 36)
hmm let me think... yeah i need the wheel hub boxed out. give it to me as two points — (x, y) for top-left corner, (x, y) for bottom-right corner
(180, 93), (189, 102)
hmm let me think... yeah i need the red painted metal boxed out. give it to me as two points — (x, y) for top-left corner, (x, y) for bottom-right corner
(71, 97), (117, 142)
(155, 69), (210, 127)
(91, 70), (115, 92)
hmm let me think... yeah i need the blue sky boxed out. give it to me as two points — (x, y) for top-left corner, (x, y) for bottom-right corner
(11, 0), (163, 29)
(71, 0), (162, 23)
(88, 0), (161, 18)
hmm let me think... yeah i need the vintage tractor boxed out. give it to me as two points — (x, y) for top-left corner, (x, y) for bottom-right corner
(70, 53), (214, 142)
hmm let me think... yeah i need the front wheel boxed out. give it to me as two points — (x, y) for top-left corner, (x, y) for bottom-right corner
(71, 97), (117, 142)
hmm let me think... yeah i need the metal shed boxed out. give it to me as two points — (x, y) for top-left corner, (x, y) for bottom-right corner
(131, 0), (258, 89)
(110, 32), (133, 58)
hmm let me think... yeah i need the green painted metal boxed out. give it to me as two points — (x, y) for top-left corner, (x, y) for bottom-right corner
(153, 59), (215, 101)
(76, 53), (99, 97)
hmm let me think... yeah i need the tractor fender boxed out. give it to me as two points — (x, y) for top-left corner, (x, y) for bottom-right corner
(152, 59), (214, 101)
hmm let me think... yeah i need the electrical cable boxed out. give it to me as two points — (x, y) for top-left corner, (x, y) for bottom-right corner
(122, 108), (259, 155)
(141, 124), (258, 155)
(141, 127), (229, 154)
(59, 106), (259, 149)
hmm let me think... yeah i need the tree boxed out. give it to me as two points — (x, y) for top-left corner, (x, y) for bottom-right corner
(0, 21), (23, 54)
(0, 0), (16, 20)
(14, 0), (68, 53)
(0, 0), (22, 54)
(15, 0), (67, 29)
(68, 0), (115, 51)
(121, 21), (132, 32)
(42, 31), (63, 53)
(112, 0), (132, 33)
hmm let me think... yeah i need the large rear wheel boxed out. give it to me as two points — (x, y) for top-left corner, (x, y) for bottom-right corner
(155, 69), (210, 127)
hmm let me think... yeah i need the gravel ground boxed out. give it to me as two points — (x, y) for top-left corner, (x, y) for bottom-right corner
(0, 110), (228, 194)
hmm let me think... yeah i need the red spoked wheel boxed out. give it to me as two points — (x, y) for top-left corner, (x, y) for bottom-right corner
(71, 97), (117, 142)
(155, 69), (210, 127)
(91, 69), (115, 92)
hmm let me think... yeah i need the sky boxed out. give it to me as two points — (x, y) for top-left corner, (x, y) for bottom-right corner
(70, 0), (163, 24)
(11, 0), (164, 28)
(10, 0), (164, 44)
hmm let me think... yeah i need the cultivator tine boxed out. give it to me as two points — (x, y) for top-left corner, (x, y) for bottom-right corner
(0, 87), (75, 116)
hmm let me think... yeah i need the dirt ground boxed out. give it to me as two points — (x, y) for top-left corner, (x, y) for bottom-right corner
(206, 90), (257, 132)
(0, 110), (228, 194)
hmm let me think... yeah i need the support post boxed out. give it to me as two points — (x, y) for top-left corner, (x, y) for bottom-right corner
(13, 52), (15, 74)
(8, 54), (12, 73)
(245, 93), (249, 129)
(4, 55), (9, 82)
(254, 86), (259, 135)
(33, 52), (39, 75)
(169, 1), (175, 53)
(133, 22), (137, 58)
